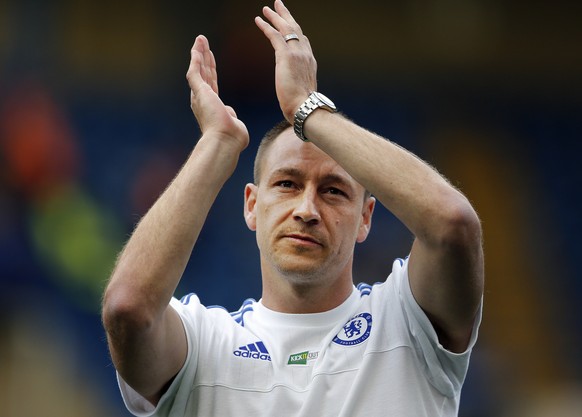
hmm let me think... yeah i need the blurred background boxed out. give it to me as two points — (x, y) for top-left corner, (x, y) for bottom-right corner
(0, 0), (581, 416)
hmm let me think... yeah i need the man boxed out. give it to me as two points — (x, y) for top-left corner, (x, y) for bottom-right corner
(102, 1), (484, 416)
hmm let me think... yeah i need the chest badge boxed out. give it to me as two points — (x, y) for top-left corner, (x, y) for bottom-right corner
(333, 312), (372, 346)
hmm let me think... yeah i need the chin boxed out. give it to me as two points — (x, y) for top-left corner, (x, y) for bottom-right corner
(266, 248), (339, 284)
(274, 260), (328, 285)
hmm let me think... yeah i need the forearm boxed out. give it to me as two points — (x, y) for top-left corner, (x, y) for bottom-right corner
(104, 135), (241, 322)
(303, 110), (474, 243)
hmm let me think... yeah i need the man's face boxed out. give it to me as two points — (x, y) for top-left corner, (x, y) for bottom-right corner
(244, 129), (375, 285)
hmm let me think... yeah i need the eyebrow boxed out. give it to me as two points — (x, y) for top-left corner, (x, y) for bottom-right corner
(270, 167), (303, 178)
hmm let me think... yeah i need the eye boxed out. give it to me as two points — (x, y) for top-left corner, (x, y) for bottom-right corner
(325, 187), (347, 197)
(275, 180), (295, 189)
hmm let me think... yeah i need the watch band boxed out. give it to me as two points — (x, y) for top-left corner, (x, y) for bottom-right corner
(293, 92), (337, 142)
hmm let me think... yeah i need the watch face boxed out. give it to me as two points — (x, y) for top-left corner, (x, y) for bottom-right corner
(313, 92), (336, 109)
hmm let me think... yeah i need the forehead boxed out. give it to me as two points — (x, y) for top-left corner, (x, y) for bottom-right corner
(260, 129), (358, 185)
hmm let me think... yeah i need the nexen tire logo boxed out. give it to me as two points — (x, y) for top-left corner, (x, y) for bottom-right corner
(233, 341), (271, 361)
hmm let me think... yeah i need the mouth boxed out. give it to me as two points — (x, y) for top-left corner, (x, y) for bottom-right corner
(284, 233), (323, 246)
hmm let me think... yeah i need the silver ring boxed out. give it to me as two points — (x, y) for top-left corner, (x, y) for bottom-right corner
(283, 33), (299, 42)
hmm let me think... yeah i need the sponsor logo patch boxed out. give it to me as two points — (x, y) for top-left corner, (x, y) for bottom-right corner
(287, 350), (319, 365)
(333, 312), (372, 346)
(233, 341), (271, 361)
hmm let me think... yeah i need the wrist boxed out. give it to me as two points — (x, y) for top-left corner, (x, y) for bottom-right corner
(199, 127), (248, 154)
(293, 92), (337, 142)
(195, 133), (244, 175)
(282, 93), (309, 125)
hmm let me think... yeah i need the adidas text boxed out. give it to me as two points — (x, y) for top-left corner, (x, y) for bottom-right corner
(233, 341), (272, 361)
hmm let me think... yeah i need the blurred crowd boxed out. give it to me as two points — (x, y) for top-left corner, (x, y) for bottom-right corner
(1, 1), (581, 416)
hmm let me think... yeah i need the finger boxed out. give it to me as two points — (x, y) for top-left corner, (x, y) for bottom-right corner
(204, 45), (219, 95)
(186, 38), (204, 90)
(274, 0), (298, 26)
(261, 5), (301, 37)
(198, 36), (212, 88)
(255, 15), (287, 50)
(193, 34), (209, 67)
(209, 50), (219, 94)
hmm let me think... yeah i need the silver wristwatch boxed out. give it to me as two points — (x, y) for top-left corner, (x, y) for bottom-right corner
(293, 92), (337, 142)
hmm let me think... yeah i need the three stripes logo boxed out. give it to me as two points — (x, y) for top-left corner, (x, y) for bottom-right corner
(233, 341), (271, 361)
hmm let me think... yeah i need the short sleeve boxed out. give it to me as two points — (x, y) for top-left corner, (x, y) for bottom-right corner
(394, 257), (482, 397)
(116, 296), (199, 417)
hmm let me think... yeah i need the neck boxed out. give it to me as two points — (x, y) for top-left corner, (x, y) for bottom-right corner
(261, 269), (354, 314)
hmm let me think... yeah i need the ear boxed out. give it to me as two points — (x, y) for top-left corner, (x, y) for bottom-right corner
(244, 183), (258, 231)
(357, 196), (376, 243)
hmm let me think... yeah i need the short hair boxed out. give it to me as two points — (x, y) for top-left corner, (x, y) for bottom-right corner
(253, 119), (372, 201)
(253, 119), (292, 185)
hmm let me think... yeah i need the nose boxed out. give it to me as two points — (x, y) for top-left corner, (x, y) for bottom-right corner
(292, 189), (321, 224)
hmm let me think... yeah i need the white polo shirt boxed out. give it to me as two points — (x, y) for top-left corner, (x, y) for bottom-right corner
(118, 257), (481, 417)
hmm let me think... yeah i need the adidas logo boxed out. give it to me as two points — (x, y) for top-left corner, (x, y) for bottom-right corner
(233, 341), (271, 361)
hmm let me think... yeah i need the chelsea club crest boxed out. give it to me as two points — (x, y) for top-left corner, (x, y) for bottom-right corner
(333, 312), (372, 346)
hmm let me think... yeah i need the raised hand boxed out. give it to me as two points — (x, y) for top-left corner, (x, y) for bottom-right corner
(255, 0), (318, 122)
(186, 35), (249, 151)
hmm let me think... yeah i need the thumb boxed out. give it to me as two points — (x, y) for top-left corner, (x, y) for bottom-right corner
(225, 105), (238, 119)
